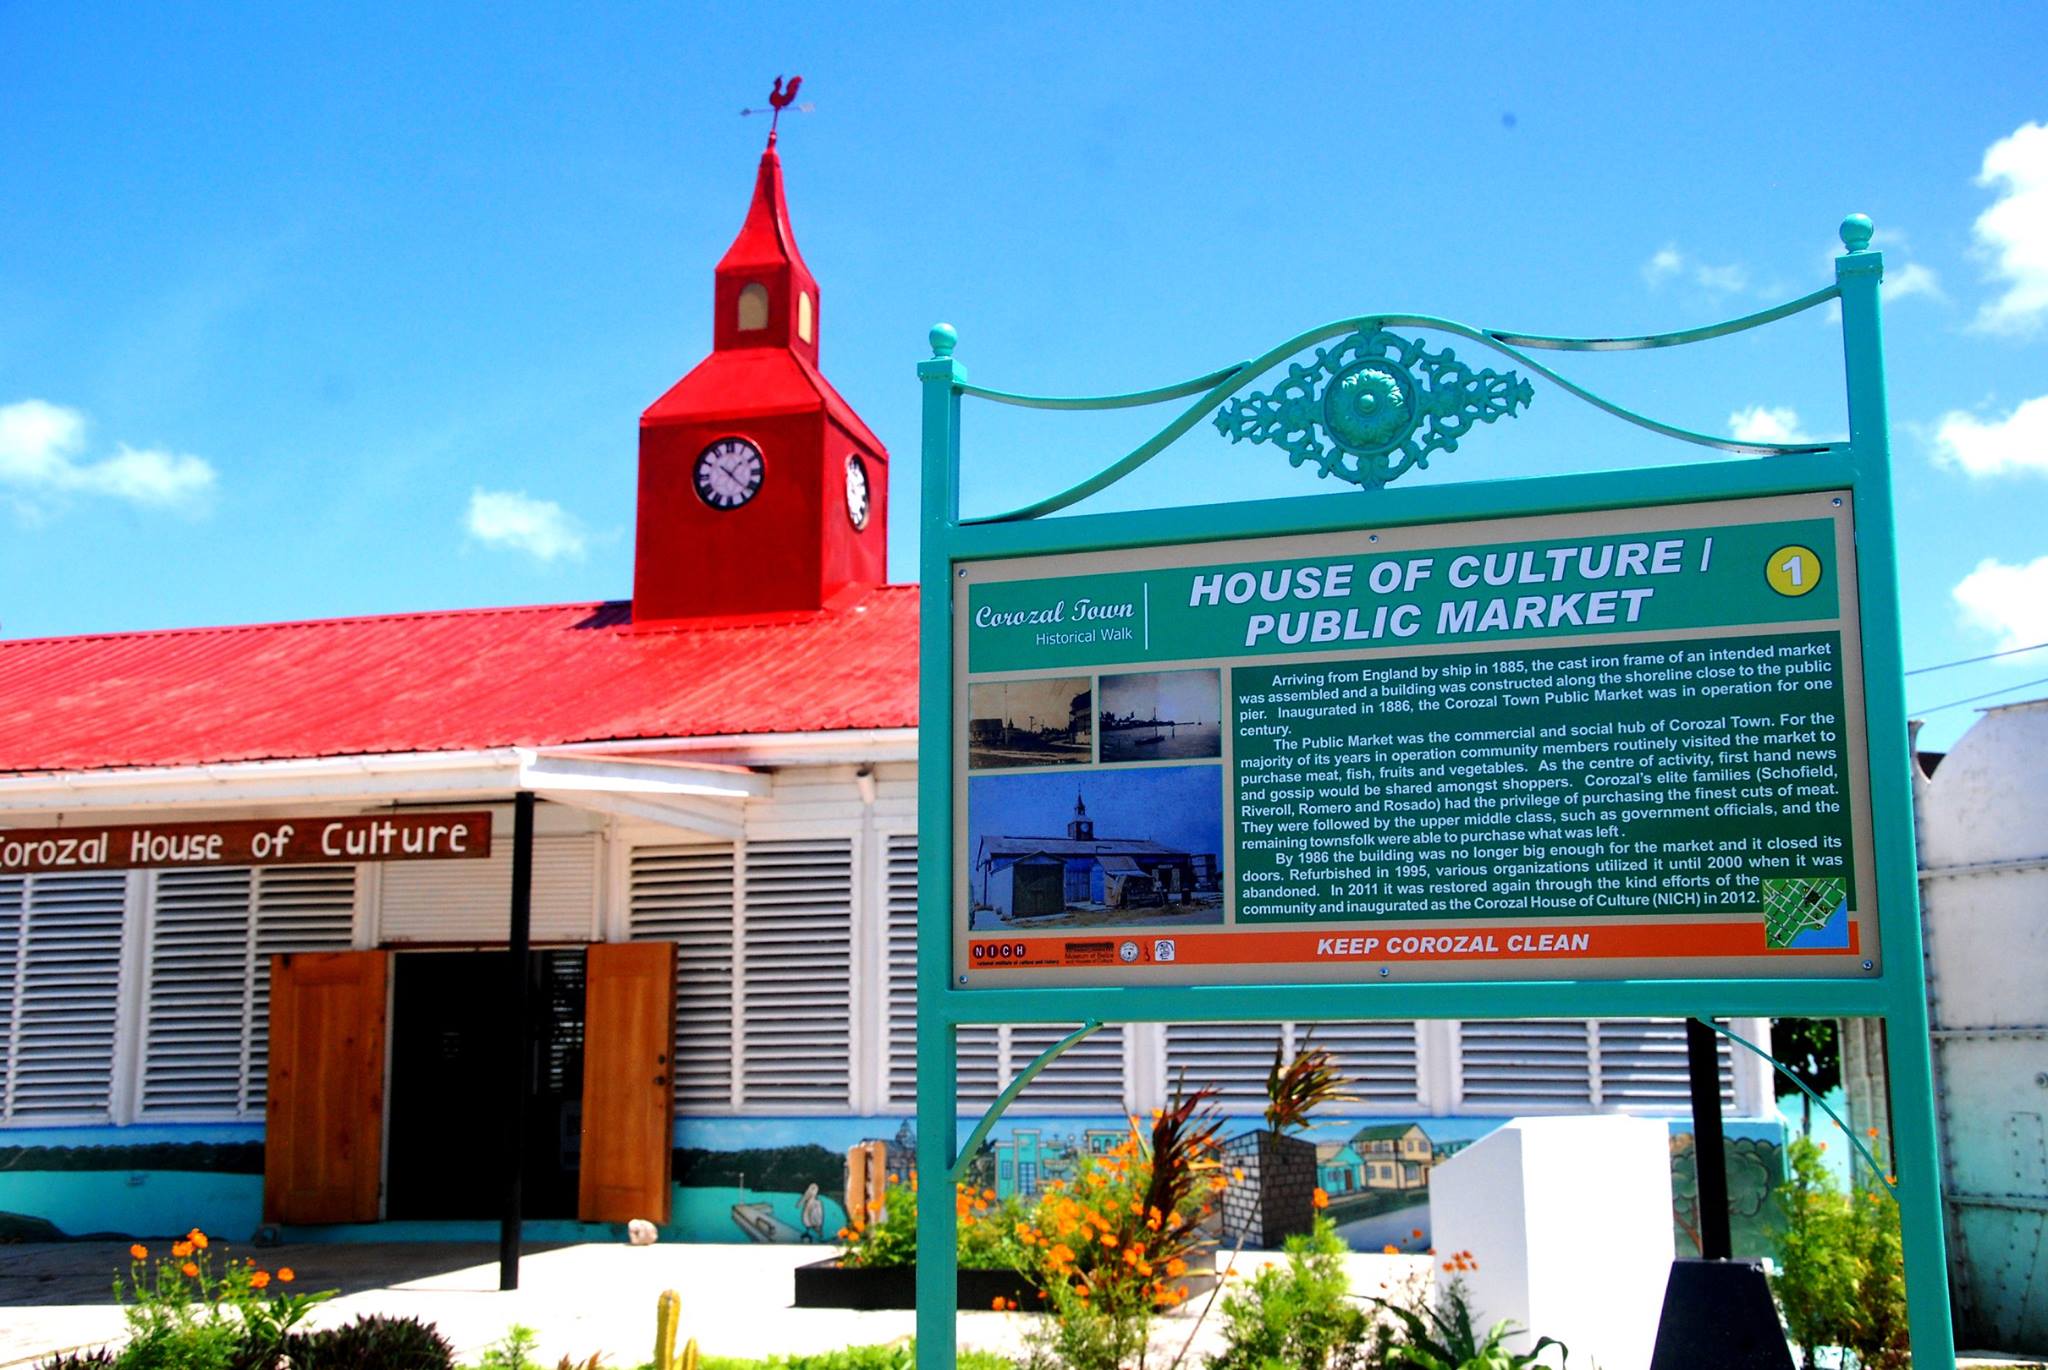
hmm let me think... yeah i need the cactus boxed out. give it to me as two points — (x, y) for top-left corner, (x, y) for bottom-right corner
(653, 1289), (682, 1370)
(680, 1338), (699, 1370)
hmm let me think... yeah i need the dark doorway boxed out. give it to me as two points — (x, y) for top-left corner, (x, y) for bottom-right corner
(386, 949), (586, 1220)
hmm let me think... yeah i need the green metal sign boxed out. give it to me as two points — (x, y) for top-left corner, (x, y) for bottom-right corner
(915, 215), (1954, 1367)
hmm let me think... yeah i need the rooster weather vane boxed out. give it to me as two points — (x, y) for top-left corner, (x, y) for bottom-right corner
(741, 75), (813, 139)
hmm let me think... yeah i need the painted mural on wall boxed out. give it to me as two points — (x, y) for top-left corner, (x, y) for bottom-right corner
(0, 1115), (1784, 1258)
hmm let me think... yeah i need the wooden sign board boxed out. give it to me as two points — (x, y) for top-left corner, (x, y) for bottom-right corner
(0, 812), (492, 875)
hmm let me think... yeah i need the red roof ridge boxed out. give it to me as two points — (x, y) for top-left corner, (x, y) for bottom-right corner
(0, 583), (921, 651)
(0, 598), (615, 650)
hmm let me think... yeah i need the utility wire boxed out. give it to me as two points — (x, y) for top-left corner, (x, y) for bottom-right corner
(1905, 639), (2048, 675)
(1913, 672), (2048, 717)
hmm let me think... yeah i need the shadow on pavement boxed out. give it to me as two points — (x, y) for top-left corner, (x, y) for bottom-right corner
(0, 1241), (567, 1307)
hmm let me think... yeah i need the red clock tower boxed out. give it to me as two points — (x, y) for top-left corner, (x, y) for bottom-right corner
(632, 129), (889, 623)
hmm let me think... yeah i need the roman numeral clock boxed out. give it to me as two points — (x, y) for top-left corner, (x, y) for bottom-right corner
(694, 437), (765, 509)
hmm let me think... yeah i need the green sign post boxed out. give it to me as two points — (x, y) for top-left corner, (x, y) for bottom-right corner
(915, 216), (1953, 1367)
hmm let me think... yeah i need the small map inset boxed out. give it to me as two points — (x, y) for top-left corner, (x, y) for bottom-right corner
(1762, 875), (1850, 949)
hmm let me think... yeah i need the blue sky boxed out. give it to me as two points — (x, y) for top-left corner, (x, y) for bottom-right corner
(2, 4), (2044, 748)
(969, 766), (1222, 862)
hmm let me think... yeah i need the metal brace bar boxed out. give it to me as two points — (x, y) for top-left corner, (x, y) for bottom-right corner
(1946, 1190), (2048, 1214)
(1930, 1025), (2048, 1041)
(948, 1020), (1104, 1183)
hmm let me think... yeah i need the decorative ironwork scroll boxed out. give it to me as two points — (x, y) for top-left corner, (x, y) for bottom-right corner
(1213, 327), (1535, 490)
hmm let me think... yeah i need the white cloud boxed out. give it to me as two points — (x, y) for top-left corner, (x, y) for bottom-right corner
(1973, 121), (2048, 334)
(465, 488), (586, 562)
(1954, 555), (2048, 657)
(1885, 260), (1945, 302)
(1931, 394), (2048, 476)
(1642, 245), (1684, 286)
(1729, 405), (1814, 444)
(1642, 245), (1751, 295)
(0, 399), (215, 512)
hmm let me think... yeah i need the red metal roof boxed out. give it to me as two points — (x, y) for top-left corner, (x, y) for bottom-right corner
(0, 586), (919, 775)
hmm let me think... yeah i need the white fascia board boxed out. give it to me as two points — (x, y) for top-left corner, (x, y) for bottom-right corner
(517, 750), (768, 799)
(0, 746), (768, 818)
(0, 750), (529, 815)
(537, 789), (745, 842)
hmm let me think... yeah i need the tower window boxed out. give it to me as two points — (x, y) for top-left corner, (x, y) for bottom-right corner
(797, 291), (813, 343)
(737, 283), (770, 331)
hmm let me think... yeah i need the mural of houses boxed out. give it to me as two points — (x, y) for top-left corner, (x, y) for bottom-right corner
(1317, 1142), (1368, 1197)
(987, 1126), (1128, 1199)
(975, 792), (1204, 915)
(1352, 1122), (1433, 1191)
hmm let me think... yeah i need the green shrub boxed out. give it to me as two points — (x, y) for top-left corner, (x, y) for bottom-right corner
(289, 1314), (455, 1370)
(1208, 1213), (1381, 1370)
(475, 1326), (543, 1370)
(1770, 1133), (1908, 1370)
(1368, 1276), (1567, 1370)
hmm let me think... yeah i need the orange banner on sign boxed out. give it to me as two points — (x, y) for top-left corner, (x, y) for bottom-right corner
(971, 919), (1859, 971)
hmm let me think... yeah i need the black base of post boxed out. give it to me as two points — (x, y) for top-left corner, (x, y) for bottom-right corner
(1648, 1259), (1794, 1370)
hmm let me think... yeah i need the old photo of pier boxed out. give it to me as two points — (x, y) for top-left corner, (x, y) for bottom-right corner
(968, 677), (1093, 769)
(1099, 669), (1222, 762)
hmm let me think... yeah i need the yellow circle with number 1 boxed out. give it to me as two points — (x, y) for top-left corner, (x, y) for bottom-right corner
(1766, 545), (1823, 597)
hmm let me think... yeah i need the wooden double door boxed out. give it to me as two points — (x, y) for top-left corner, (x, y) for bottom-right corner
(263, 942), (675, 1227)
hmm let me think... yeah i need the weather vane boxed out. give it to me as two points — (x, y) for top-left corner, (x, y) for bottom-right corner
(741, 75), (813, 141)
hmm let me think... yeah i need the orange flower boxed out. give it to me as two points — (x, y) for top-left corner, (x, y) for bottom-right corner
(251, 1270), (271, 1290)
(1866, 1127), (1879, 1139)
(1312, 1187), (1330, 1209)
(991, 1295), (1007, 1310)
(187, 1229), (209, 1250)
(172, 1241), (193, 1259)
(1412, 1228), (1424, 1239)
(129, 1244), (148, 1260)
(181, 1261), (199, 1278)
(1165, 1257), (1187, 1277)
(277, 1268), (295, 1283)
(983, 1188), (996, 1202)
(1384, 1244), (1399, 1254)
(1232, 1167), (1245, 1182)
(1099, 1233), (1118, 1248)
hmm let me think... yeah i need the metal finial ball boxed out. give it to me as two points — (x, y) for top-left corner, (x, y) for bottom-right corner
(929, 323), (958, 358)
(1839, 213), (1875, 253)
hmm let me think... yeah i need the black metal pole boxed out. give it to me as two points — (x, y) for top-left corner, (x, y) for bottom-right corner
(499, 792), (536, 1291)
(1686, 1016), (1732, 1261)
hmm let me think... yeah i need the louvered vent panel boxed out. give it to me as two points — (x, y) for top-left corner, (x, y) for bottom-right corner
(740, 839), (853, 1106)
(1595, 1019), (1734, 1109)
(246, 867), (356, 1111)
(6, 872), (126, 1119)
(1164, 1023), (1285, 1108)
(958, 1027), (1001, 1109)
(629, 845), (736, 1109)
(883, 834), (921, 1108)
(1457, 1020), (1594, 1108)
(1009, 1024), (1128, 1111)
(141, 869), (253, 1115)
(379, 835), (596, 943)
(0, 878), (22, 1096)
(1313, 1022), (1422, 1108)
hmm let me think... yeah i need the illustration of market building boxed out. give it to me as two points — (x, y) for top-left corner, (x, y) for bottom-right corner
(974, 793), (1209, 916)
(0, 129), (1782, 1249)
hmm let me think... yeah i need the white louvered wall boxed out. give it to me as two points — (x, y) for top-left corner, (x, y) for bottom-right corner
(1454, 1018), (1738, 1112)
(0, 872), (127, 1121)
(140, 865), (357, 1118)
(628, 837), (856, 1112)
(740, 838), (854, 1107)
(628, 844), (738, 1109)
(1163, 1022), (1422, 1110)
(378, 834), (598, 943)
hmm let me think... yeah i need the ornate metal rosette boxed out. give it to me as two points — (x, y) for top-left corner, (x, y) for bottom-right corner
(1212, 327), (1535, 489)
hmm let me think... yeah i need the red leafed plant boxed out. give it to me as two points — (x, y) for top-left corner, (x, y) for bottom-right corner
(1263, 1036), (1352, 1134)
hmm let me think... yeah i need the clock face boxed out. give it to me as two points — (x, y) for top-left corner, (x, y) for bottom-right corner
(694, 438), (764, 510)
(844, 453), (871, 530)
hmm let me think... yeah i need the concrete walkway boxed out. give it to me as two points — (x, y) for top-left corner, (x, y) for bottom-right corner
(0, 1239), (1428, 1368)
(6, 1241), (2039, 1368)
